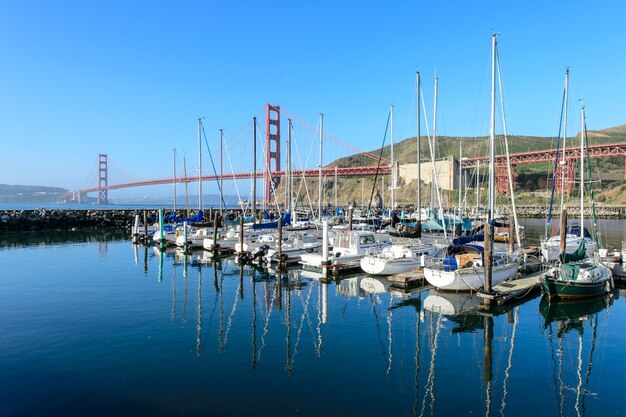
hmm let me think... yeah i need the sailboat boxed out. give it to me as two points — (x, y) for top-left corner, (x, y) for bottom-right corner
(541, 70), (596, 262)
(361, 75), (442, 275)
(541, 104), (613, 300)
(423, 34), (521, 292)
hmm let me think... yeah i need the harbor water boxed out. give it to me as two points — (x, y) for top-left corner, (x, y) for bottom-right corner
(1, 219), (625, 416)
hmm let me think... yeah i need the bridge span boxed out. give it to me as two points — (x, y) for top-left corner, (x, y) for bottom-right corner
(76, 104), (626, 203)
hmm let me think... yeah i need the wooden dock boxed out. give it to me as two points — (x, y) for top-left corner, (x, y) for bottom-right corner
(388, 269), (426, 289)
(477, 272), (543, 305)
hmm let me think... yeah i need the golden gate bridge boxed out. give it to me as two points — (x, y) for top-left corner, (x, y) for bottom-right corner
(75, 103), (626, 204)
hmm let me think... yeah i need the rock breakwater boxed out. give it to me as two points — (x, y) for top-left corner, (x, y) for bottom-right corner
(0, 209), (143, 233)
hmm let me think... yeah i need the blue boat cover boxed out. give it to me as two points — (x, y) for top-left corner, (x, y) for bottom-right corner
(164, 210), (203, 224)
(252, 212), (291, 230)
(453, 233), (485, 246)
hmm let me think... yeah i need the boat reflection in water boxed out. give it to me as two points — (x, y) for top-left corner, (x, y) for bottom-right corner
(421, 288), (533, 416)
(540, 293), (616, 417)
(423, 289), (483, 316)
(120, 244), (623, 416)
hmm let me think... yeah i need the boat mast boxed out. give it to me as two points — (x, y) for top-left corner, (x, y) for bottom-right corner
(432, 75), (438, 212)
(334, 166), (338, 209)
(287, 118), (293, 213)
(416, 71), (421, 223)
(428, 75), (447, 239)
(220, 128), (224, 214)
(458, 142), (463, 223)
(488, 34), (496, 220)
(318, 113), (324, 220)
(253, 117), (257, 220)
(198, 117), (203, 213)
(580, 103), (585, 237)
(559, 68), (569, 215)
(183, 151), (190, 217)
(390, 104), (395, 211)
(476, 160), (480, 213)
(173, 148), (177, 212)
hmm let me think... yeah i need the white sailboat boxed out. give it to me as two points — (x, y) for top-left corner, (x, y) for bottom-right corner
(540, 71), (596, 261)
(360, 241), (442, 275)
(361, 79), (441, 275)
(423, 34), (520, 292)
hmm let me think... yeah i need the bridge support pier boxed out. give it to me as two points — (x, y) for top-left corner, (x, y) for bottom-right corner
(495, 164), (515, 195)
(554, 158), (575, 196)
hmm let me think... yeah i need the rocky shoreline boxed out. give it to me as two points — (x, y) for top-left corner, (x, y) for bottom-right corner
(0, 209), (142, 233)
(2, 206), (626, 233)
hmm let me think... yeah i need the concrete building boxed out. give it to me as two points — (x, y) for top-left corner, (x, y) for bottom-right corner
(398, 156), (460, 191)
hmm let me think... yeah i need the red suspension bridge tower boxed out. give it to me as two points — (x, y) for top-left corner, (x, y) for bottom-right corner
(265, 104), (281, 202)
(98, 153), (108, 204)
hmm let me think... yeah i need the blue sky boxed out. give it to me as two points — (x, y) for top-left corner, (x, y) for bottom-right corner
(1, 0), (625, 197)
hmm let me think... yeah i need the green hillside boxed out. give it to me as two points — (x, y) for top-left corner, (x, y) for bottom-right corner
(277, 125), (626, 208)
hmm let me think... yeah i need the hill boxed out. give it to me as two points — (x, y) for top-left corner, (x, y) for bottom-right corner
(0, 184), (69, 203)
(274, 125), (626, 207)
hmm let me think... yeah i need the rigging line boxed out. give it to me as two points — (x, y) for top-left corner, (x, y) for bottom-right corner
(293, 283), (314, 365)
(315, 281), (323, 357)
(546, 82), (567, 238)
(200, 121), (226, 210)
(369, 294), (388, 359)
(500, 306), (519, 417)
(420, 87), (447, 238)
(292, 120), (316, 216)
(496, 46), (522, 250)
(222, 280), (242, 349)
(196, 269), (204, 358)
(366, 111), (391, 214)
(386, 295), (393, 376)
(412, 300), (421, 416)
(257, 279), (278, 362)
(583, 119), (601, 248)
(222, 128), (245, 210)
(582, 314), (599, 414)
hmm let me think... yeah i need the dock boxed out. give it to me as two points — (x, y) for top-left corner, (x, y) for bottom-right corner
(477, 272), (543, 305)
(388, 269), (426, 289)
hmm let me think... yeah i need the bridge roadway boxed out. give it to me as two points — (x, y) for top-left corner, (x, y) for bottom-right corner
(461, 141), (626, 168)
(80, 141), (626, 195)
(79, 165), (391, 194)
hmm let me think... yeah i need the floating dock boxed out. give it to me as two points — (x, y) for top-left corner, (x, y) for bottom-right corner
(388, 269), (426, 289)
(477, 272), (543, 305)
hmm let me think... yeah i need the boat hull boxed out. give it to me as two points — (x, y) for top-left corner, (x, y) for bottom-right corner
(423, 261), (520, 292)
(541, 276), (611, 299)
(360, 256), (421, 275)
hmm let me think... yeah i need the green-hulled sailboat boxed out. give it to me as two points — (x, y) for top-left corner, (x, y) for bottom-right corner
(541, 104), (613, 300)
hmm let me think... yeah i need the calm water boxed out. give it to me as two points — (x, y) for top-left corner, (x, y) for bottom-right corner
(1, 221), (626, 416)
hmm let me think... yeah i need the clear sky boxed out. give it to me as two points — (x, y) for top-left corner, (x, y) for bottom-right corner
(1, 0), (625, 197)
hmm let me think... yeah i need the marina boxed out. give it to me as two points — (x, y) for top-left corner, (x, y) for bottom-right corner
(3, 2), (626, 416)
(1, 220), (625, 416)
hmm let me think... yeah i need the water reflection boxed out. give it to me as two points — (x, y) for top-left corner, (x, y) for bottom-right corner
(129, 246), (623, 417)
(4, 234), (625, 417)
(0, 229), (127, 248)
(541, 294), (616, 417)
